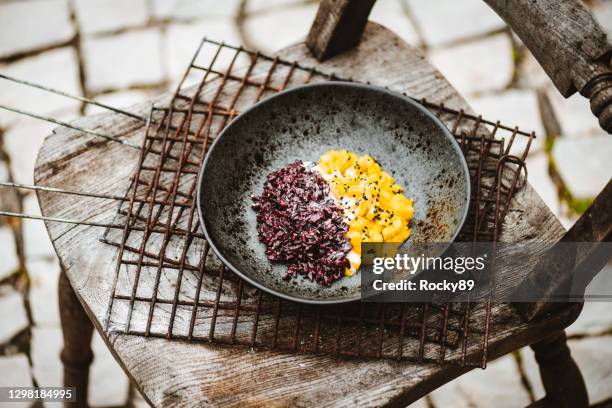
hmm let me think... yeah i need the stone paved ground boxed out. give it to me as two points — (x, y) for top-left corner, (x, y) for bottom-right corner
(0, 0), (610, 407)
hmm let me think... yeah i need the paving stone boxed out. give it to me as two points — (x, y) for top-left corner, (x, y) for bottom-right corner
(0, 290), (28, 344)
(405, 398), (428, 407)
(466, 89), (545, 154)
(525, 154), (560, 216)
(83, 29), (165, 93)
(568, 302), (612, 338)
(568, 336), (612, 404)
(4, 119), (57, 185)
(89, 331), (130, 406)
(74, 0), (149, 35)
(406, 0), (505, 47)
(22, 194), (56, 259)
(152, 0), (240, 20)
(0, 160), (22, 219)
(0, 0), (74, 59)
(0, 160), (8, 182)
(517, 347), (546, 401)
(84, 90), (158, 116)
(370, 0), (420, 46)
(28, 258), (61, 327)
(557, 213), (578, 230)
(32, 326), (62, 388)
(516, 49), (554, 91)
(0, 226), (19, 281)
(0, 354), (33, 408)
(131, 388), (153, 408)
(566, 263), (612, 336)
(0, 355), (33, 387)
(0, 47), (81, 128)
(241, 3), (319, 53)
(584, 262), (612, 306)
(429, 33), (514, 96)
(521, 336), (612, 405)
(546, 87), (608, 138)
(244, 0), (304, 14)
(553, 134), (612, 198)
(593, 0), (612, 36)
(32, 330), (128, 406)
(428, 354), (531, 407)
(164, 21), (242, 86)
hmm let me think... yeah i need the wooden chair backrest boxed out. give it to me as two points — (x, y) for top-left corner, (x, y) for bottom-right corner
(307, 0), (612, 134)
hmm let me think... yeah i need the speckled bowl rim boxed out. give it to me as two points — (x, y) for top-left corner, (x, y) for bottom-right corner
(197, 81), (471, 305)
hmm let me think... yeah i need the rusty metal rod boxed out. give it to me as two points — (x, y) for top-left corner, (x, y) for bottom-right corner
(0, 103), (141, 149)
(0, 73), (146, 121)
(0, 210), (123, 229)
(0, 211), (195, 236)
(0, 181), (192, 207)
(0, 181), (126, 201)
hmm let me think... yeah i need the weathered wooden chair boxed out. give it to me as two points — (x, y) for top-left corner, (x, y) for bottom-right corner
(36, 0), (611, 407)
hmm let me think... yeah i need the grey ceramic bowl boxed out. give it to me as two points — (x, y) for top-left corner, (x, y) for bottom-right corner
(197, 82), (470, 304)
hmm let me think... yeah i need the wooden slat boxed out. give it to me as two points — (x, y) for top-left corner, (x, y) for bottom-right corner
(306, 0), (376, 61)
(484, 0), (612, 133)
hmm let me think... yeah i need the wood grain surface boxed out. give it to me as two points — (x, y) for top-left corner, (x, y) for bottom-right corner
(306, 0), (376, 61)
(34, 23), (578, 407)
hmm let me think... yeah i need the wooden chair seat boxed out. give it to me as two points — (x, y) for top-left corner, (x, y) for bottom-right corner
(35, 23), (584, 407)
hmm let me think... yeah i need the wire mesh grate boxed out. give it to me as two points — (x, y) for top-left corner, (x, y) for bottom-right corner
(101, 38), (534, 368)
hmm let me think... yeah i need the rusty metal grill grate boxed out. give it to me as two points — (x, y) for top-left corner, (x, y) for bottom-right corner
(101, 38), (533, 368)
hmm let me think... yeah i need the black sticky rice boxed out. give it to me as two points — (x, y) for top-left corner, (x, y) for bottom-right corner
(252, 161), (351, 286)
